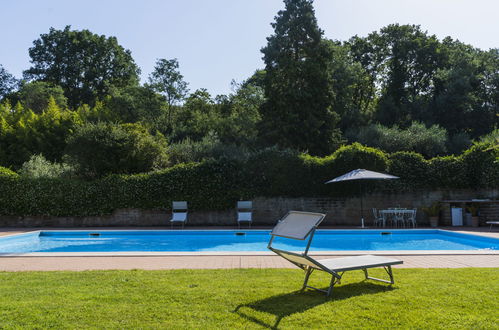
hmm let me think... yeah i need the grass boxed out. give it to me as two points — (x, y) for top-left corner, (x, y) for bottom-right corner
(0, 268), (497, 329)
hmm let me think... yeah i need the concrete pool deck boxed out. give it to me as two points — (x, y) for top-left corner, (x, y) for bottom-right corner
(0, 227), (498, 271)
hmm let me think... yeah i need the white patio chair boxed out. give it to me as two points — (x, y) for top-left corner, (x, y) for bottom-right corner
(393, 209), (406, 228)
(170, 201), (188, 229)
(237, 201), (253, 228)
(407, 209), (417, 228)
(268, 211), (403, 297)
(372, 208), (384, 227)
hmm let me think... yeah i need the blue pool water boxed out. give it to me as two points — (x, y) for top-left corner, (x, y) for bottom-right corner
(0, 230), (498, 253)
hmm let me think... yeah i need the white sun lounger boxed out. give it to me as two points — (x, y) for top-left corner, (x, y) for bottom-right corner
(486, 221), (499, 231)
(267, 211), (403, 297)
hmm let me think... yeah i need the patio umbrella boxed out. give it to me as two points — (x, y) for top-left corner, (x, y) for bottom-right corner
(325, 169), (399, 228)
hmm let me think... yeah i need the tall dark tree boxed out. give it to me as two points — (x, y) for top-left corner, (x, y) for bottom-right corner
(0, 65), (18, 99)
(349, 25), (443, 127)
(432, 40), (499, 137)
(259, 0), (341, 156)
(24, 26), (140, 108)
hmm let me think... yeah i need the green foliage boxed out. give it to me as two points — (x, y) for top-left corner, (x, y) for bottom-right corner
(446, 132), (472, 155)
(168, 133), (250, 165)
(19, 154), (74, 179)
(0, 99), (82, 168)
(350, 122), (448, 158)
(170, 89), (219, 142)
(243, 148), (312, 197)
(0, 166), (18, 177)
(479, 129), (499, 145)
(0, 64), (18, 98)
(0, 143), (496, 216)
(64, 122), (169, 179)
(103, 85), (167, 124)
(460, 142), (499, 188)
(347, 24), (498, 138)
(24, 25), (140, 107)
(329, 143), (388, 176)
(148, 58), (189, 127)
(389, 152), (430, 188)
(16, 81), (68, 113)
(259, 0), (342, 155)
(428, 155), (466, 188)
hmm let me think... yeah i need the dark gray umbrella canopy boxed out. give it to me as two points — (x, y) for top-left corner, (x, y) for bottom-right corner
(325, 169), (399, 183)
(325, 169), (399, 227)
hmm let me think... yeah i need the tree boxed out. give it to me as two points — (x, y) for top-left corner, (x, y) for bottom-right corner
(148, 58), (189, 126)
(170, 89), (218, 142)
(104, 85), (168, 124)
(17, 81), (68, 113)
(259, 0), (341, 156)
(24, 26), (140, 108)
(0, 65), (18, 99)
(65, 122), (168, 178)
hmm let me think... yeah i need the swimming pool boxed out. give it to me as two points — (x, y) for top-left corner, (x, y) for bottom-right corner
(0, 229), (498, 254)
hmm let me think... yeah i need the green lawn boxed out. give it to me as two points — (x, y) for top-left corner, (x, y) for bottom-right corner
(0, 268), (497, 329)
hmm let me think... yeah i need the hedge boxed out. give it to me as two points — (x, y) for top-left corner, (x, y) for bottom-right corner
(0, 143), (497, 216)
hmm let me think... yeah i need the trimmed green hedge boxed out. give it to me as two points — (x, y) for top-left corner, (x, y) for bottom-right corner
(0, 143), (497, 216)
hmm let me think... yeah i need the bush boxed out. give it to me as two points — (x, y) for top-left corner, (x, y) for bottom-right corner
(446, 132), (472, 155)
(0, 143), (496, 217)
(168, 133), (250, 165)
(388, 152), (429, 188)
(0, 166), (18, 177)
(460, 142), (499, 188)
(65, 122), (169, 178)
(428, 156), (467, 188)
(351, 122), (448, 158)
(19, 154), (75, 179)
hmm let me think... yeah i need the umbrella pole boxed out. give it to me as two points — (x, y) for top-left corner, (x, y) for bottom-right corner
(359, 181), (364, 228)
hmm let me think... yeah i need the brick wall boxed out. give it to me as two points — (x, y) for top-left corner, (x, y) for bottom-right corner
(0, 189), (496, 227)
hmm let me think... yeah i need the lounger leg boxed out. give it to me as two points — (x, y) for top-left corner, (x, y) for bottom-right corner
(326, 275), (341, 297)
(301, 267), (313, 291)
(363, 266), (395, 284)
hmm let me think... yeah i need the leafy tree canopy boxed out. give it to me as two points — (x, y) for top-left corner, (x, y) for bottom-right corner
(24, 26), (140, 108)
(259, 0), (341, 156)
(0, 65), (18, 99)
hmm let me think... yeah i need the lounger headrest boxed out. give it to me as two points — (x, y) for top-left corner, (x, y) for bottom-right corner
(271, 211), (326, 240)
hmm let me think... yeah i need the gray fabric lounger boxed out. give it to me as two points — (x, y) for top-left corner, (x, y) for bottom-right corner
(268, 211), (403, 297)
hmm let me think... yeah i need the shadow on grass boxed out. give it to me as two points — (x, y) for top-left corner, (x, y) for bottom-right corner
(234, 282), (395, 329)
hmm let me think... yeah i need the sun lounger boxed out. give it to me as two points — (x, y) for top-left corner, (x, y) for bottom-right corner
(170, 201), (188, 229)
(267, 211), (403, 297)
(486, 221), (499, 231)
(237, 201), (253, 228)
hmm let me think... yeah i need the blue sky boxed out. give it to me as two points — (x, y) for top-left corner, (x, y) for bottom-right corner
(1, 0), (498, 96)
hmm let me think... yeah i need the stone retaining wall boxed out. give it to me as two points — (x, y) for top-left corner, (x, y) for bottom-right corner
(0, 189), (497, 227)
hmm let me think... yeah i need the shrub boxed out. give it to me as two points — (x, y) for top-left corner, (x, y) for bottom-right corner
(168, 133), (249, 165)
(65, 122), (169, 178)
(428, 156), (467, 188)
(0, 143), (496, 217)
(0, 166), (18, 177)
(460, 142), (499, 188)
(388, 152), (429, 188)
(244, 147), (311, 197)
(351, 122), (448, 158)
(446, 132), (472, 155)
(329, 143), (389, 176)
(19, 154), (75, 179)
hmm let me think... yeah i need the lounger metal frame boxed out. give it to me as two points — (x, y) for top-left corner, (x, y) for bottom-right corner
(268, 211), (399, 297)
